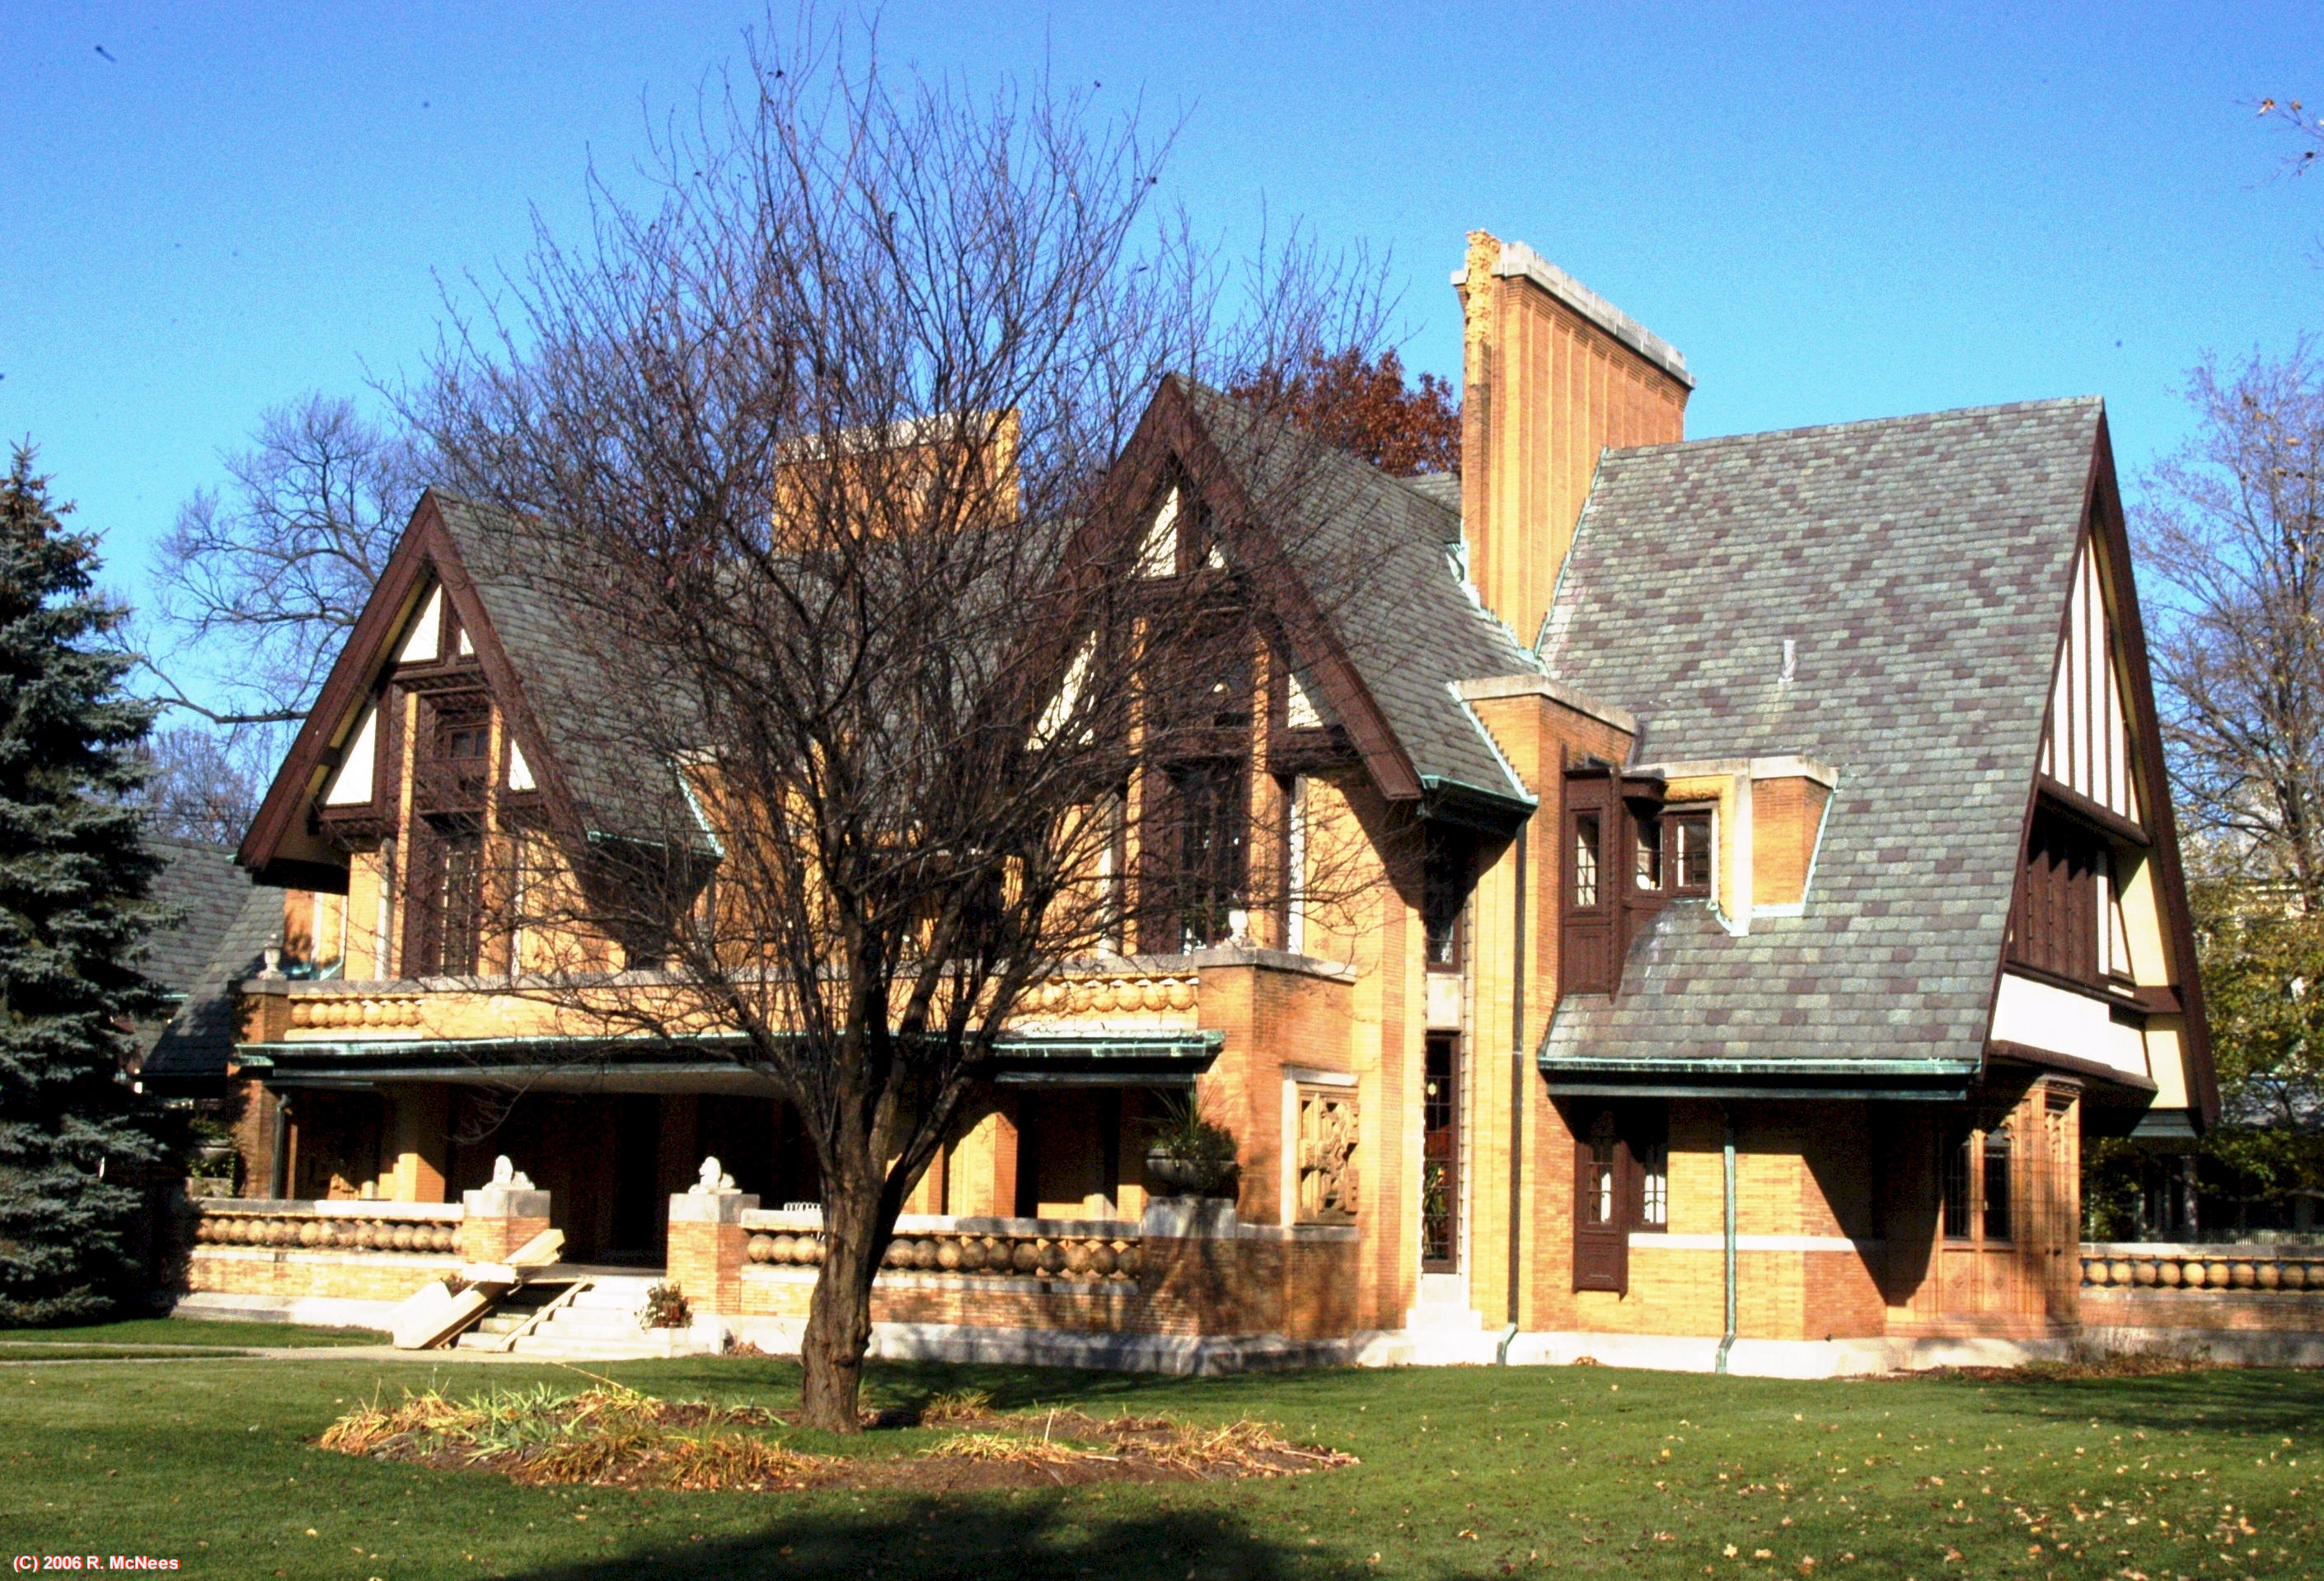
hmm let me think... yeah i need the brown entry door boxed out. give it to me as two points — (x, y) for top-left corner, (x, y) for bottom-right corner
(1422, 1034), (1460, 1271)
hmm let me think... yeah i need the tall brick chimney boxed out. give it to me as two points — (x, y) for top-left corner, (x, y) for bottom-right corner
(1456, 232), (1693, 648)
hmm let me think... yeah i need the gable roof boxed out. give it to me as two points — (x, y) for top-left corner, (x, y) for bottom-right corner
(1539, 397), (2164, 1088)
(137, 840), (282, 1090)
(1160, 380), (1536, 817)
(141, 837), (260, 997)
(238, 490), (694, 889)
(427, 491), (700, 847)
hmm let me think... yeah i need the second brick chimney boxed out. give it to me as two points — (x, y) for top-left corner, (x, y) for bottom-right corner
(1455, 232), (1693, 649)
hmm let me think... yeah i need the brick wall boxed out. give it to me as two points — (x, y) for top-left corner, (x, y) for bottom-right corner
(2083, 1287), (2324, 1334)
(718, 1227), (1361, 1341)
(187, 1247), (451, 1304)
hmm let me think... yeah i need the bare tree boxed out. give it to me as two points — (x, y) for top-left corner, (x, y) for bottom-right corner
(2258, 96), (2324, 178)
(410, 21), (1387, 1430)
(126, 725), (267, 846)
(2138, 339), (2324, 901)
(145, 393), (421, 729)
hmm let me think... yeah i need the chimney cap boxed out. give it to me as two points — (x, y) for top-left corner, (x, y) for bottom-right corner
(1451, 238), (1693, 389)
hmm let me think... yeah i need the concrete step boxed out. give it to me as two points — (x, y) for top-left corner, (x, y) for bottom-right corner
(568, 1278), (661, 1311)
(505, 1332), (701, 1360)
(1403, 1302), (1485, 1334)
(534, 1308), (652, 1340)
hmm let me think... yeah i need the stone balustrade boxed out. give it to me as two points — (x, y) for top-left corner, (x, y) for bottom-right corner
(194, 1199), (463, 1255)
(2080, 1242), (2324, 1292)
(740, 1210), (1141, 1283)
(286, 992), (426, 1030)
(1024, 971), (1199, 1019)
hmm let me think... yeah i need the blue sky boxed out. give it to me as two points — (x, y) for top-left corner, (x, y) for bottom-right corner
(3, 2), (2319, 609)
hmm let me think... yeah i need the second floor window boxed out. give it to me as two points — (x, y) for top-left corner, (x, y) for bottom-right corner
(1155, 758), (1247, 950)
(2009, 807), (2104, 985)
(1572, 813), (1602, 908)
(413, 818), (484, 977)
(1668, 809), (1713, 894)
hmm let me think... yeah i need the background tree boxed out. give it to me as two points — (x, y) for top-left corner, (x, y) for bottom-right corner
(0, 447), (176, 1324)
(2259, 96), (2324, 178)
(143, 392), (420, 731)
(2182, 880), (2324, 1199)
(1230, 345), (1459, 476)
(2136, 339), (2324, 902)
(413, 21), (1385, 1429)
(124, 725), (268, 846)
(2123, 343), (2324, 1234)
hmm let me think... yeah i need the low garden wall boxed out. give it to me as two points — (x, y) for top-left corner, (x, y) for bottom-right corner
(2079, 1242), (2324, 1363)
(2081, 1242), (2324, 1326)
(667, 1194), (1361, 1356)
(184, 1183), (551, 1310)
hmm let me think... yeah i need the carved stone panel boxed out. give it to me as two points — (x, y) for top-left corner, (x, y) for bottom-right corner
(1296, 1087), (1359, 1223)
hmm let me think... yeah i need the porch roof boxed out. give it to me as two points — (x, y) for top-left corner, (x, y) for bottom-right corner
(235, 1029), (1222, 1091)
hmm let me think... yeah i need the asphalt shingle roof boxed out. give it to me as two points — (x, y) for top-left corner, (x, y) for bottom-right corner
(139, 840), (282, 1086)
(1538, 397), (2101, 1072)
(431, 492), (702, 848)
(1181, 382), (1534, 805)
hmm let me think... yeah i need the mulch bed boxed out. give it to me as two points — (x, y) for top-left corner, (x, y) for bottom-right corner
(317, 1384), (1356, 1493)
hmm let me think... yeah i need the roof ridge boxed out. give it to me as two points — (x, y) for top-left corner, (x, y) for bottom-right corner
(1605, 395), (2102, 461)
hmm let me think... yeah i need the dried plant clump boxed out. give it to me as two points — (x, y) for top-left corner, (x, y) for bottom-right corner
(917, 1388), (995, 1425)
(318, 1384), (812, 1490)
(317, 1386), (1353, 1492)
(924, 1432), (1089, 1467)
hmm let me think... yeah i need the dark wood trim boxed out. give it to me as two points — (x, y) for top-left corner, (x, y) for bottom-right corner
(1076, 379), (1425, 804)
(2083, 415), (2219, 1128)
(2036, 776), (2149, 847)
(2134, 983), (2185, 1016)
(2001, 958), (2145, 1012)
(1264, 725), (1355, 776)
(1985, 1038), (2158, 1096)
(392, 660), (490, 693)
(237, 490), (594, 889)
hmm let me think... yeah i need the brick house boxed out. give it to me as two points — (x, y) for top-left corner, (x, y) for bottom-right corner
(194, 230), (2214, 1371)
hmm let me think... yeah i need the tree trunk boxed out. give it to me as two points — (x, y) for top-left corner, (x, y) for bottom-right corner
(799, 1173), (887, 1433)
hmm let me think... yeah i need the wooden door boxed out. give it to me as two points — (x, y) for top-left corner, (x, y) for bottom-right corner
(1572, 1107), (1631, 1293)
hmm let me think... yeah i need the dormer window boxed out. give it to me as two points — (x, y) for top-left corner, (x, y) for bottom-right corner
(1668, 808), (1713, 895)
(1571, 813), (1602, 908)
(1630, 806), (1713, 896)
(1633, 816), (1662, 890)
(442, 719), (490, 762)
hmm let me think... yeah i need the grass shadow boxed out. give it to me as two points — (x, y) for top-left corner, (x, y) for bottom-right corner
(504, 1497), (1353, 1581)
(1935, 1363), (2324, 1440)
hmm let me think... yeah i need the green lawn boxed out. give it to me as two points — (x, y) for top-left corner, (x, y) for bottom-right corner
(4, 1351), (2316, 1579)
(0, 1316), (380, 1349)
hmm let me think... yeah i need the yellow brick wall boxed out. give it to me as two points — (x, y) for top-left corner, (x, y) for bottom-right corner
(1753, 776), (1830, 908)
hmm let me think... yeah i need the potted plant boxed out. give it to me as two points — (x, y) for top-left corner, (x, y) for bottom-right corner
(1144, 1089), (1239, 1196)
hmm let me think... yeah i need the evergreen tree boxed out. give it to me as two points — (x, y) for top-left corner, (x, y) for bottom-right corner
(0, 446), (174, 1325)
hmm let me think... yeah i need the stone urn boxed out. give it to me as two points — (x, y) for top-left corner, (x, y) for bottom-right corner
(1145, 1149), (1232, 1196)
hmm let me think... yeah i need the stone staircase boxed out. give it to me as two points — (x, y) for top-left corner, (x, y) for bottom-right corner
(453, 1274), (701, 1359)
(1389, 1274), (1502, 1366)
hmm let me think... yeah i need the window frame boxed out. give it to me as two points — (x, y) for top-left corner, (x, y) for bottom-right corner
(1665, 805), (1715, 898)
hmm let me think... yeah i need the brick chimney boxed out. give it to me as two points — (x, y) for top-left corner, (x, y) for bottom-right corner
(1455, 232), (1693, 649)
